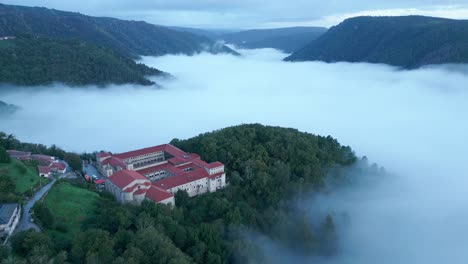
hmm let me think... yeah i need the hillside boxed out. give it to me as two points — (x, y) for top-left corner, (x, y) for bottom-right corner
(0, 36), (163, 86)
(0, 3), (236, 58)
(285, 16), (468, 68)
(1, 124), (381, 263)
(221, 27), (327, 53)
(0, 101), (19, 115)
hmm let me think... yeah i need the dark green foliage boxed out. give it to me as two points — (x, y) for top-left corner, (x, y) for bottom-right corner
(63, 152), (80, 172)
(221, 27), (327, 53)
(0, 35), (163, 86)
(10, 229), (54, 258)
(13, 161), (27, 174)
(0, 3), (236, 58)
(71, 229), (115, 263)
(0, 244), (8, 261)
(285, 16), (468, 68)
(0, 146), (10, 163)
(0, 169), (17, 202)
(33, 202), (55, 229)
(1, 124), (369, 263)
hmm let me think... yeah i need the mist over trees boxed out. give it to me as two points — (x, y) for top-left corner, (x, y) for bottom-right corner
(1, 124), (382, 263)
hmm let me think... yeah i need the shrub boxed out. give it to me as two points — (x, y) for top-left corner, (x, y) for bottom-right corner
(55, 222), (69, 233)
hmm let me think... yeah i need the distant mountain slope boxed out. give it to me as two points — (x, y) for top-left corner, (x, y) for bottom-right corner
(0, 36), (163, 86)
(285, 16), (468, 68)
(221, 27), (327, 53)
(169, 26), (237, 40)
(0, 101), (18, 116)
(0, 3), (236, 57)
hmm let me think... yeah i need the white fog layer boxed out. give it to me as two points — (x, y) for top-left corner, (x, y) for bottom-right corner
(1, 49), (468, 262)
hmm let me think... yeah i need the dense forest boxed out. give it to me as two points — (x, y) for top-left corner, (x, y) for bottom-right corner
(221, 27), (327, 53)
(0, 35), (164, 86)
(0, 124), (383, 263)
(285, 16), (468, 68)
(0, 3), (236, 58)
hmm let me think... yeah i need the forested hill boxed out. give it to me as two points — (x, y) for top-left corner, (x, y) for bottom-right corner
(0, 36), (164, 86)
(0, 100), (18, 115)
(0, 124), (384, 263)
(221, 27), (327, 53)
(285, 16), (468, 68)
(0, 3), (236, 58)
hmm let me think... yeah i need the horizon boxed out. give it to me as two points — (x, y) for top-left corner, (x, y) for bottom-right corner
(1, 0), (468, 29)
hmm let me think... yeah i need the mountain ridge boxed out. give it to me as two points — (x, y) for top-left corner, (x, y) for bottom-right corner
(285, 16), (468, 68)
(221, 26), (327, 53)
(0, 3), (237, 58)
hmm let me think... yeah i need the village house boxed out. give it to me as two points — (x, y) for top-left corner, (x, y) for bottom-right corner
(38, 166), (52, 178)
(0, 203), (20, 242)
(100, 144), (226, 206)
(7, 150), (66, 176)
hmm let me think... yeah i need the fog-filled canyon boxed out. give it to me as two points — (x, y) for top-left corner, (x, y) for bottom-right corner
(1, 48), (468, 262)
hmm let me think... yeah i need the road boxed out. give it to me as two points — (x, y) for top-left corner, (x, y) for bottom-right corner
(14, 167), (74, 234)
(15, 178), (56, 233)
(83, 163), (105, 180)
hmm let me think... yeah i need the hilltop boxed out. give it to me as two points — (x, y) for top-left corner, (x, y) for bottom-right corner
(0, 3), (236, 58)
(0, 36), (164, 86)
(285, 16), (468, 68)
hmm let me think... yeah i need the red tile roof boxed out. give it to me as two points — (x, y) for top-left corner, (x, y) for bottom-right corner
(49, 162), (65, 171)
(96, 152), (111, 158)
(133, 188), (148, 195)
(208, 171), (225, 179)
(7, 150), (31, 159)
(108, 170), (150, 189)
(168, 157), (186, 165)
(114, 144), (187, 160)
(207, 161), (224, 169)
(153, 168), (210, 190)
(123, 182), (151, 193)
(136, 162), (183, 176)
(146, 185), (174, 202)
(38, 166), (51, 174)
(102, 157), (126, 168)
(114, 145), (165, 160)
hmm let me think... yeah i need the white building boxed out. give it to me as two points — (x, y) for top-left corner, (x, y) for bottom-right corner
(0, 204), (20, 241)
(102, 144), (226, 206)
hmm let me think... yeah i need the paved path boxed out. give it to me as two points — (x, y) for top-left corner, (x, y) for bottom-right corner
(15, 178), (57, 233)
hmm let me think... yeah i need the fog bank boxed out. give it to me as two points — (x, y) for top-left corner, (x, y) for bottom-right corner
(1, 48), (468, 262)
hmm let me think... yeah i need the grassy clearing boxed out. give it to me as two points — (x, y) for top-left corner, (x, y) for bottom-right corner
(0, 39), (15, 49)
(0, 159), (41, 193)
(44, 181), (99, 239)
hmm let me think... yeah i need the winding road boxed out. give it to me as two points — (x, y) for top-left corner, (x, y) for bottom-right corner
(15, 178), (56, 233)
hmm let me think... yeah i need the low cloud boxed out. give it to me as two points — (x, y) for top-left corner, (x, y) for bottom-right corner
(1, 48), (468, 262)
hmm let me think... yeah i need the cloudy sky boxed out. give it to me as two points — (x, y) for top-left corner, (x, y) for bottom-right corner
(2, 0), (468, 29)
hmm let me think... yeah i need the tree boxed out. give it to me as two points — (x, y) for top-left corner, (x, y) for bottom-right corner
(10, 229), (53, 258)
(71, 229), (114, 264)
(175, 190), (190, 208)
(32, 202), (55, 229)
(131, 226), (191, 264)
(0, 244), (9, 261)
(64, 152), (81, 171)
(0, 173), (15, 193)
(0, 146), (10, 163)
(319, 215), (338, 256)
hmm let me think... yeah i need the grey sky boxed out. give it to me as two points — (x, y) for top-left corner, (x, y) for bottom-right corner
(1, 0), (468, 29)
